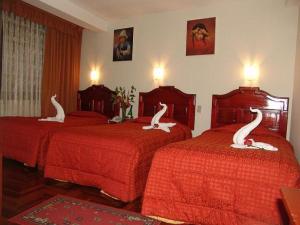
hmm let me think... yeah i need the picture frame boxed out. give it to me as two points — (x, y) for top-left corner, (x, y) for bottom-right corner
(113, 27), (134, 61)
(186, 17), (216, 56)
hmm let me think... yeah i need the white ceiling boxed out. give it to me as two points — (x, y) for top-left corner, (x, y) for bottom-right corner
(24, 0), (300, 31)
(69, 0), (225, 21)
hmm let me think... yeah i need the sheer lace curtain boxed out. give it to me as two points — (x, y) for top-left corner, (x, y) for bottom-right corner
(0, 11), (45, 116)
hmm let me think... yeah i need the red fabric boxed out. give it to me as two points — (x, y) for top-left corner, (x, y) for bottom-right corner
(142, 126), (300, 225)
(9, 195), (160, 225)
(135, 116), (178, 124)
(44, 120), (191, 202)
(214, 123), (282, 138)
(67, 111), (109, 118)
(0, 114), (108, 168)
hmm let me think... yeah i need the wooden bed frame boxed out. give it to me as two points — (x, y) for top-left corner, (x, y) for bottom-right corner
(138, 86), (196, 130)
(77, 85), (119, 119)
(211, 87), (289, 138)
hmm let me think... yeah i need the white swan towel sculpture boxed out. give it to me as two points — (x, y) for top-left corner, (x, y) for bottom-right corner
(143, 103), (176, 133)
(38, 95), (65, 123)
(231, 107), (278, 151)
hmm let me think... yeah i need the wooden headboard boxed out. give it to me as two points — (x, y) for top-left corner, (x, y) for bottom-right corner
(138, 86), (196, 129)
(211, 87), (289, 138)
(77, 85), (119, 119)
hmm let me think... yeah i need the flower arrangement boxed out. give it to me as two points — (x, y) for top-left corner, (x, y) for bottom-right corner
(112, 85), (136, 121)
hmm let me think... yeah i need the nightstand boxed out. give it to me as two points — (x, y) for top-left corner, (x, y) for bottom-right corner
(281, 187), (300, 225)
(0, 149), (2, 217)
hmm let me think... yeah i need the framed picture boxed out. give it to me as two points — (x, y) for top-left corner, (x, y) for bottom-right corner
(113, 27), (134, 61)
(186, 17), (216, 56)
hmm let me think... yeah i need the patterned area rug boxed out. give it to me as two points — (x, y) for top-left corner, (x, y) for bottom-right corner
(9, 195), (160, 225)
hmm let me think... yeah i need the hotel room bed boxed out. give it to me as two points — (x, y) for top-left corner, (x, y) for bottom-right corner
(44, 86), (196, 202)
(0, 85), (119, 168)
(142, 87), (300, 225)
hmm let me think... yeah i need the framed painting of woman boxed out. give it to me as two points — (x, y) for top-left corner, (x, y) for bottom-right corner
(186, 17), (216, 56)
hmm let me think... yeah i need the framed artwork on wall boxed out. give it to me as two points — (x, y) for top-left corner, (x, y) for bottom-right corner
(186, 17), (216, 56)
(113, 27), (134, 61)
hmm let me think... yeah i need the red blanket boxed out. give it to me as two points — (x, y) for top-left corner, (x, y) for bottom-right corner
(44, 118), (191, 202)
(142, 124), (300, 225)
(0, 111), (108, 168)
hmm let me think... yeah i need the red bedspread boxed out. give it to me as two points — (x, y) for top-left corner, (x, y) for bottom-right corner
(0, 112), (108, 168)
(142, 124), (300, 225)
(44, 118), (191, 202)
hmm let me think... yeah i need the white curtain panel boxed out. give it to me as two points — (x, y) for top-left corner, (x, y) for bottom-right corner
(0, 11), (46, 116)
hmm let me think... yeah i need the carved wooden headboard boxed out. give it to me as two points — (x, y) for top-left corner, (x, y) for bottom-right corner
(138, 86), (196, 129)
(77, 85), (119, 119)
(211, 87), (289, 138)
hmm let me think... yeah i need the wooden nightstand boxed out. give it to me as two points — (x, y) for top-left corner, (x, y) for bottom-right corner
(281, 187), (300, 225)
(0, 149), (2, 217)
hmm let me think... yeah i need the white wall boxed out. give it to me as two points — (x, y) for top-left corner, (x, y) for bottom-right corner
(80, 0), (299, 137)
(291, 8), (300, 161)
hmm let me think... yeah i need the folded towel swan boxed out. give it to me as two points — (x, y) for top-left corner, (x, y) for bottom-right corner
(38, 94), (65, 123)
(143, 103), (176, 133)
(231, 107), (278, 151)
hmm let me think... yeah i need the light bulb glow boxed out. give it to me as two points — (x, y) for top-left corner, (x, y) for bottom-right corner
(90, 69), (100, 84)
(244, 64), (259, 81)
(90, 70), (97, 81)
(153, 67), (164, 81)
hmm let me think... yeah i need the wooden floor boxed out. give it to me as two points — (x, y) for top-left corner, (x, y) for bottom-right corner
(2, 159), (167, 225)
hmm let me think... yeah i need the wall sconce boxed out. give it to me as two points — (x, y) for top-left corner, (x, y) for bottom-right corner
(90, 69), (100, 84)
(244, 64), (259, 85)
(153, 66), (164, 85)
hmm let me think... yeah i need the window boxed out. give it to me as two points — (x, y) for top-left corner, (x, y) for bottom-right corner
(0, 12), (45, 116)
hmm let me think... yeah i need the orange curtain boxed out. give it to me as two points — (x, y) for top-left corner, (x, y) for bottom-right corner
(2, 0), (83, 116)
(42, 28), (82, 116)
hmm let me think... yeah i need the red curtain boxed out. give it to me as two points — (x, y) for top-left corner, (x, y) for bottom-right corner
(2, 0), (83, 116)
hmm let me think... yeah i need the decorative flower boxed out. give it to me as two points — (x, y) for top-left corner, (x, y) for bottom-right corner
(112, 86), (136, 109)
(112, 86), (136, 121)
(244, 139), (253, 146)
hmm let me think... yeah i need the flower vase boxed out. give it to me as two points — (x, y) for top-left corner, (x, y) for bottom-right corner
(127, 105), (133, 119)
(121, 107), (127, 121)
